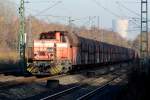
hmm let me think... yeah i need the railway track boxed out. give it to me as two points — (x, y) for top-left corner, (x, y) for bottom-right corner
(0, 76), (36, 89)
(76, 76), (122, 100)
(35, 74), (67, 82)
(0, 63), (130, 100)
(40, 85), (83, 100)
(40, 72), (125, 100)
(0, 73), (68, 90)
(0, 73), (71, 100)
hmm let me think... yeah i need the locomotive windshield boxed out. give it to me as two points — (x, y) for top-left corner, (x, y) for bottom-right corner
(39, 31), (68, 43)
(40, 32), (56, 40)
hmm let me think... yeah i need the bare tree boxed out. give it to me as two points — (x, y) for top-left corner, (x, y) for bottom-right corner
(0, 0), (17, 51)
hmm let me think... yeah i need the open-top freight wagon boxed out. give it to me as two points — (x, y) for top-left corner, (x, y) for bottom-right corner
(27, 31), (137, 75)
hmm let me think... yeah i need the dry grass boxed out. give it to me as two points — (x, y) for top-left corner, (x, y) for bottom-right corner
(0, 51), (19, 63)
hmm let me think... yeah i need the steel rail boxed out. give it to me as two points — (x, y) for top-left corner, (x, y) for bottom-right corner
(40, 85), (83, 100)
(76, 77), (120, 100)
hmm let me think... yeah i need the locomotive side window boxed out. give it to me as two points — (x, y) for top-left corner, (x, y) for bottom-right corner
(40, 33), (46, 39)
(47, 33), (56, 39)
(61, 34), (67, 43)
(40, 32), (56, 39)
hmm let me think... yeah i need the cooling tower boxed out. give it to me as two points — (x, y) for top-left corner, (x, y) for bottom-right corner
(113, 19), (128, 38)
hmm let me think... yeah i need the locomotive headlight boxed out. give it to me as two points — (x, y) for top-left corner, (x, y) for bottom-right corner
(47, 47), (54, 52)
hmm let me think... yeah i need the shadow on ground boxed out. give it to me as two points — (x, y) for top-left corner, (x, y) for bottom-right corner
(0, 61), (32, 77)
(116, 69), (150, 100)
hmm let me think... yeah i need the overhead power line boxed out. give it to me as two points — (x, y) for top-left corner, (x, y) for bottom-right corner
(25, 0), (54, 4)
(90, 0), (120, 18)
(115, 1), (150, 4)
(116, 1), (140, 17)
(35, 1), (62, 16)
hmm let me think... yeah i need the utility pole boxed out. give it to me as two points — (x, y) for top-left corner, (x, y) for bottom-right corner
(68, 17), (72, 27)
(97, 16), (100, 30)
(68, 17), (75, 33)
(97, 16), (100, 41)
(19, 0), (26, 71)
(140, 0), (149, 70)
(28, 16), (32, 46)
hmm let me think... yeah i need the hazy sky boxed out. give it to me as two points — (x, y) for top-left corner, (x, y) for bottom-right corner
(13, 0), (148, 40)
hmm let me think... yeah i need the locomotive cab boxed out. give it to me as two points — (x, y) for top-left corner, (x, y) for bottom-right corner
(27, 31), (72, 75)
(40, 31), (67, 43)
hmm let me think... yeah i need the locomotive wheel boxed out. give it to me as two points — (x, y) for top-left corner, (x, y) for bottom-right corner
(61, 60), (72, 74)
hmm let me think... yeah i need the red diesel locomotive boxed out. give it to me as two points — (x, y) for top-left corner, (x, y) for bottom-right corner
(27, 31), (137, 75)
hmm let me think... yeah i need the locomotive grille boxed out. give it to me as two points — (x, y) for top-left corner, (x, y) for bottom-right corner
(47, 47), (54, 52)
